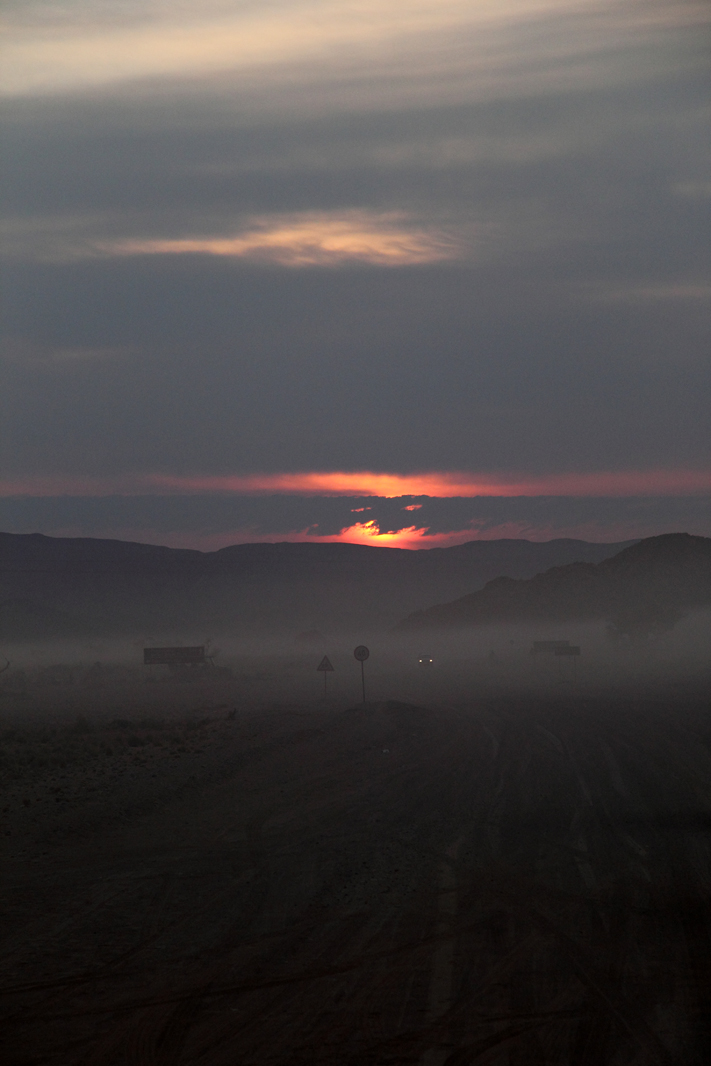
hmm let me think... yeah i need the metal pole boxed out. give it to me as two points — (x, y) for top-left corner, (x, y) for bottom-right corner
(324, 670), (327, 698)
(361, 659), (366, 703)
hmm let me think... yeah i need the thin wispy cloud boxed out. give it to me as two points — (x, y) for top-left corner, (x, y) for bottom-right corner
(3, 1), (706, 100)
(1, 211), (465, 267)
(580, 281), (711, 304)
(673, 181), (711, 199)
(100, 212), (463, 267)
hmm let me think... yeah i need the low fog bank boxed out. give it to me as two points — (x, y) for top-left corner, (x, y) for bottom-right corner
(2, 608), (709, 728)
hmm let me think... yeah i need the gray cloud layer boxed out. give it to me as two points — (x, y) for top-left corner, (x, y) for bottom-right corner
(1, 495), (708, 548)
(1, 1), (709, 493)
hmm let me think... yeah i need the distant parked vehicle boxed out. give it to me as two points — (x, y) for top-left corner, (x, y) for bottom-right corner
(142, 646), (231, 682)
(530, 641), (571, 655)
(143, 646), (210, 666)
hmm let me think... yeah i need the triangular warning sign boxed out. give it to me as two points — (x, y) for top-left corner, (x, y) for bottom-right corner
(317, 655), (334, 672)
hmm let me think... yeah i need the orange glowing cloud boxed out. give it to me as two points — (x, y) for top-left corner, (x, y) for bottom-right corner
(98, 212), (461, 268)
(138, 468), (711, 498)
(2, 468), (711, 499)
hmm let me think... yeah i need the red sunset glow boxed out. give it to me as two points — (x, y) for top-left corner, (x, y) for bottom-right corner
(147, 469), (711, 497)
(314, 521), (439, 548)
(2, 468), (710, 498)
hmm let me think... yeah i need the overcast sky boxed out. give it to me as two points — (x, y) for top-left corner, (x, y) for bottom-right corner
(1, 1), (709, 548)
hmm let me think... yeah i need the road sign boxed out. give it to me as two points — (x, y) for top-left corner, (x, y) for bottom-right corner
(354, 645), (369, 702)
(317, 655), (334, 696)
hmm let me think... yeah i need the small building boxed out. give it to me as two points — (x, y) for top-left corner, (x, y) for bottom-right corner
(143, 646), (210, 666)
(530, 640), (571, 655)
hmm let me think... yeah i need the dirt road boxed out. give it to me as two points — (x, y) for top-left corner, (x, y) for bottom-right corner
(2, 686), (710, 1064)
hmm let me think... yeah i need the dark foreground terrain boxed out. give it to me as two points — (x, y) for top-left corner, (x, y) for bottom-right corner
(2, 678), (710, 1065)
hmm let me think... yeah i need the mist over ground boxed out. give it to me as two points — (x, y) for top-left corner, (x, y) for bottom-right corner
(2, 605), (711, 717)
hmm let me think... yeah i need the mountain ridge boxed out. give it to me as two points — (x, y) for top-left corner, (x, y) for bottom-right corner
(395, 533), (711, 636)
(0, 531), (635, 638)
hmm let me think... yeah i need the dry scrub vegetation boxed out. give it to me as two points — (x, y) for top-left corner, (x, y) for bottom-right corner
(1, 712), (232, 847)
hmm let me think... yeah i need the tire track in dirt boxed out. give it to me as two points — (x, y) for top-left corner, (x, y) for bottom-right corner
(3, 692), (710, 1063)
(420, 837), (463, 1066)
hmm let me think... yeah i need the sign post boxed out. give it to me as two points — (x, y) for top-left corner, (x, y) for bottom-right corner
(353, 645), (370, 702)
(317, 655), (334, 696)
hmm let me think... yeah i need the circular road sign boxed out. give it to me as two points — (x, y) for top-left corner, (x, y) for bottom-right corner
(353, 645), (370, 662)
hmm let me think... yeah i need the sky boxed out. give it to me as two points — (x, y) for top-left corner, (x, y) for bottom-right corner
(1, 0), (709, 550)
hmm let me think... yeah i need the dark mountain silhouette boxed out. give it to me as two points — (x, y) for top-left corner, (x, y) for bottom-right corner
(395, 533), (711, 636)
(0, 532), (633, 639)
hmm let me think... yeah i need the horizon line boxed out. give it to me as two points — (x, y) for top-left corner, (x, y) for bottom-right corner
(3, 524), (700, 555)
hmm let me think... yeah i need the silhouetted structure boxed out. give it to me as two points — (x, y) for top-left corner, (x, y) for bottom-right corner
(143, 646), (208, 666)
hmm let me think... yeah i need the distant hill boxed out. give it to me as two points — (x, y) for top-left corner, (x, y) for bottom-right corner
(395, 533), (711, 636)
(0, 532), (634, 639)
